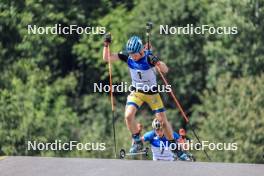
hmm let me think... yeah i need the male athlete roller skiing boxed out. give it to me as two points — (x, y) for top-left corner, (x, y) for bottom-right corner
(103, 33), (191, 161)
(142, 118), (191, 161)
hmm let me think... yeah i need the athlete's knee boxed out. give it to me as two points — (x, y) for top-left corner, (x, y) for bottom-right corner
(125, 105), (137, 122)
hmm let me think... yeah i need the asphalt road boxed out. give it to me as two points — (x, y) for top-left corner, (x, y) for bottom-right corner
(0, 156), (263, 176)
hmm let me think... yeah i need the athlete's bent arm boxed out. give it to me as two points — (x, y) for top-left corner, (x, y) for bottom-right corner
(157, 61), (169, 74)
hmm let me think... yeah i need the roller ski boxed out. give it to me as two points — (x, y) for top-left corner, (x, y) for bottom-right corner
(173, 151), (195, 162)
(171, 143), (195, 162)
(119, 147), (149, 159)
(120, 134), (149, 159)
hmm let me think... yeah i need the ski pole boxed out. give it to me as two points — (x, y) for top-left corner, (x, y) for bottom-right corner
(156, 67), (211, 161)
(146, 22), (211, 161)
(146, 22), (153, 51)
(156, 68), (189, 123)
(106, 33), (117, 158)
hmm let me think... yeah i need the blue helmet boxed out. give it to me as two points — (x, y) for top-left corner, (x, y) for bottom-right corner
(126, 36), (143, 54)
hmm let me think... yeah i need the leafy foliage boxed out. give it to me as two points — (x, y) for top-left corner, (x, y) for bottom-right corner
(193, 74), (264, 163)
(0, 0), (263, 163)
(0, 60), (79, 156)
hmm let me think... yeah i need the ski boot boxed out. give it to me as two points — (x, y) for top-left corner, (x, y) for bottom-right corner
(169, 140), (192, 161)
(178, 152), (192, 161)
(129, 134), (143, 153)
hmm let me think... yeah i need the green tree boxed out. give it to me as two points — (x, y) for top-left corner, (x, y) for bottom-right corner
(0, 60), (79, 156)
(193, 74), (264, 163)
(201, 0), (264, 88)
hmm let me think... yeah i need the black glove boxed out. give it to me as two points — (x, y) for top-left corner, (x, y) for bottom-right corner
(104, 32), (111, 46)
(148, 55), (160, 65)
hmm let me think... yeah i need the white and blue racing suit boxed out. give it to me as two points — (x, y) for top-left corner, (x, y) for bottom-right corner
(143, 130), (180, 161)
